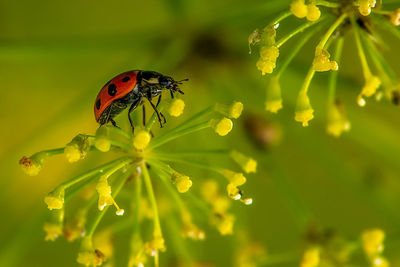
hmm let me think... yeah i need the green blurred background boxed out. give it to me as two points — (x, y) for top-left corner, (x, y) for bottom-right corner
(1, 0), (400, 266)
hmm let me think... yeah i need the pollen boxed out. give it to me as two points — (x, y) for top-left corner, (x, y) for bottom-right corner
(211, 117), (233, 136)
(168, 98), (185, 117)
(171, 172), (192, 193)
(64, 145), (82, 162)
(265, 76), (282, 113)
(306, 4), (321, 22)
(313, 48), (338, 72)
(43, 223), (63, 241)
(230, 150), (257, 173)
(19, 155), (43, 176)
(295, 91), (314, 127)
(290, 0), (308, 18)
(133, 130), (152, 150)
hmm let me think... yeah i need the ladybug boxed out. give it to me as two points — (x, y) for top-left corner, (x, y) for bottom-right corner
(94, 70), (186, 132)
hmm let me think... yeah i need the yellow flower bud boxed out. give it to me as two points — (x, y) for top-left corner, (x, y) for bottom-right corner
(216, 214), (234, 235)
(95, 137), (111, 152)
(133, 130), (151, 150)
(168, 98), (185, 117)
(300, 247), (320, 267)
(290, 0), (308, 18)
(215, 102), (244, 119)
(77, 236), (106, 267)
(220, 169), (247, 186)
(94, 230), (114, 258)
(361, 75), (381, 97)
(144, 235), (166, 257)
(19, 154), (46, 176)
(181, 224), (206, 240)
(44, 187), (65, 210)
(64, 134), (90, 162)
(227, 183), (241, 200)
(210, 117), (233, 136)
(256, 58), (276, 75)
(326, 103), (350, 137)
(171, 172), (192, 193)
(362, 228), (385, 257)
(260, 46), (279, 61)
(313, 47), (338, 72)
(96, 175), (124, 215)
(295, 91), (314, 127)
(306, 4), (321, 21)
(390, 8), (400, 26)
(265, 76), (282, 113)
(43, 222), (63, 242)
(230, 150), (257, 173)
(359, 0), (376, 16)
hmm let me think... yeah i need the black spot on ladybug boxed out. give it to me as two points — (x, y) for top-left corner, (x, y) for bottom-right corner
(108, 84), (117, 96)
(122, 76), (130, 83)
(96, 99), (101, 110)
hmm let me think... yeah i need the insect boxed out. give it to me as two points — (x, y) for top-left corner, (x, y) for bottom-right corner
(94, 70), (186, 132)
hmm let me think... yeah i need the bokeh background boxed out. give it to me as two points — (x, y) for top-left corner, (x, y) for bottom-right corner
(1, 0), (400, 266)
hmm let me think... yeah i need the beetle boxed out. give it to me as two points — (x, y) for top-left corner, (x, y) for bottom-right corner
(94, 70), (186, 132)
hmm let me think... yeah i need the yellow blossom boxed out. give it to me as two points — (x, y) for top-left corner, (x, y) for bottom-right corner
(43, 222), (63, 241)
(290, 0), (308, 18)
(168, 98), (185, 117)
(216, 214), (234, 235)
(295, 91), (314, 127)
(358, 0), (376, 16)
(95, 137), (111, 152)
(265, 76), (282, 113)
(144, 235), (166, 257)
(260, 46), (279, 61)
(227, 183), (241, 200)
(390, 8), (400, 26)
(171, 172), (193, 193)
(301, 247), (320, 267)
(210, 117), (233, 136)
(133, 130), (152, 150)
(181, 224), (206, 240)
(361, 75), (381, 97)
(220, 169), (246, 186)
(94, 230), (114, 258)
(19, 154), (45, 176)
(313, 47), (338, 72)
(256, 58), (276, 75)
(362, 228), (385, 257)
(306, 4), (321, 22)
(64, 144), (82, 162)
(229, 102), (244, 119)
(96, 175), (124, 215)
(326, 103), (350, 137)
(64, 134), (90, 162)
(77, 236), (105, 267)
(230, 150), (257, 173)
(372, 256), (389, 267)
(44, 187), (65, 210)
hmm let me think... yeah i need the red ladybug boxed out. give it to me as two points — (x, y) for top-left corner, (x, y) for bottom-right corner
(94, 70), (186, 132)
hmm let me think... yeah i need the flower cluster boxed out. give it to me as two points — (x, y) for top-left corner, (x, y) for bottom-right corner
(19, 99), (256, 266)
(362, 228), (389, 267)
(249, 0), (400, 137)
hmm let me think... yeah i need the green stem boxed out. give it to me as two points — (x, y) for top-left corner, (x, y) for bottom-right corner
(351, 15), (372, 79)
(317, 13), (347, 49)
(133, 174), (142, 236)
(149, 121), (210, 150)
(268, 11), (292, 27)
(86, 171), (132, 237)
(328, 37), (344, 103)
(155, 149), (229, 157)
(314, 0), (341, 8)
(301, 67), (316, 94)
(61, 157), (132, 189)
(141, 162), (162, 236)
(148, 157), (221, 173)
(276, 21), (319, 48)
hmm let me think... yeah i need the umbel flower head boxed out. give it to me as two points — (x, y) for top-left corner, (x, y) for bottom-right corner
(20, 99), (255, 267)
(250, 0), (400, 137)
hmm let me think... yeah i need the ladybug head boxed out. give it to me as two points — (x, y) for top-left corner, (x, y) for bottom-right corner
(161, 76), (188, 95)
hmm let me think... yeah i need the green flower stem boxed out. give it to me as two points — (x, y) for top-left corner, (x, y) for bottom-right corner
(258, 251), (300, 266)
(317, 13), (347, 49)
(133, 174), (142, 236)
(164, 217), (193, 265)
(148, 156), (221, 173)
(65, 173), (103, 202)
(85, 171), (131, 238)
(328, 37), (344, 103)
(268, 11), (292, 27)
(301, 67), (316, 94)
(276, 20), (320, 48)
(141, 162), (162, 236)
(351, 16), (372, 79)
(61, 156), (132, 189)
(145, 102), (166, 132)
(276, 25), (322, 79)
(149, 121), (210, 150)
(156, 149), (230, 157)
(315, 0), (341, 8)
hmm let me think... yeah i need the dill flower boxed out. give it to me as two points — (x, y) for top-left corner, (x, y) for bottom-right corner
(20, 100), (255, 266)
(362, 229), (385, 257)
(19, 153), (46, 176)
(250, 0), (400, 135)
(300, 247), (320, 267)
(326, 101), (350, 137)
(168, 98), (185, 117)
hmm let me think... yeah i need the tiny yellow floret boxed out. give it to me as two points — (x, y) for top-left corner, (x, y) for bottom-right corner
(390, 8), (400, 26)
(211, 117), (233, 136)
(44, 195), (64, 210)
(361, 75), (381, 97)
(256, 58), (276, 75)
(133, 130), (152, 150)
(326, 103), (350, 137)
(95, 137), (111, 152)
(43, 223), (63, 241)
(290, 0), (308, 18)
(300, 247), (320, 267)
(144, 235), (166, 257)
(313, 48), (338, 72)
(358, 0), (376, 16)
(168, 98), (185, 117)
(295, 91), (314, 127)
(19, 155), (43, 176)
(229, 102), (243, 119)
(221, 169), (247, 186)
(306, 4), (321, 22)
(227, 183), (241, 200)
(64, 144), (82, 163)
(172, 173), (193, 193)
(77, 251), (104, 267)
(260, 46), (279, 61)
(230, 150), (257, 173)
(96, 175), (124, 215)
(265, 76), (282, 113)
(362, 228), (385, 257)
(216, 214), (234, 235)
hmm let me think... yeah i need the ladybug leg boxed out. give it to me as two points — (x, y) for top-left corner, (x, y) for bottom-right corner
(142, 105), (146, 127)
(146, 97), (164, 128)
(156, 95), (162, 107)
(110, 119), (120, 128)
(170, 90), (174, 99)
(128, 98), (141, 133)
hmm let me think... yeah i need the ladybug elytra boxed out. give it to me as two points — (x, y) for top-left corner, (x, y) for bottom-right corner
(94, 70), (186, 132)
